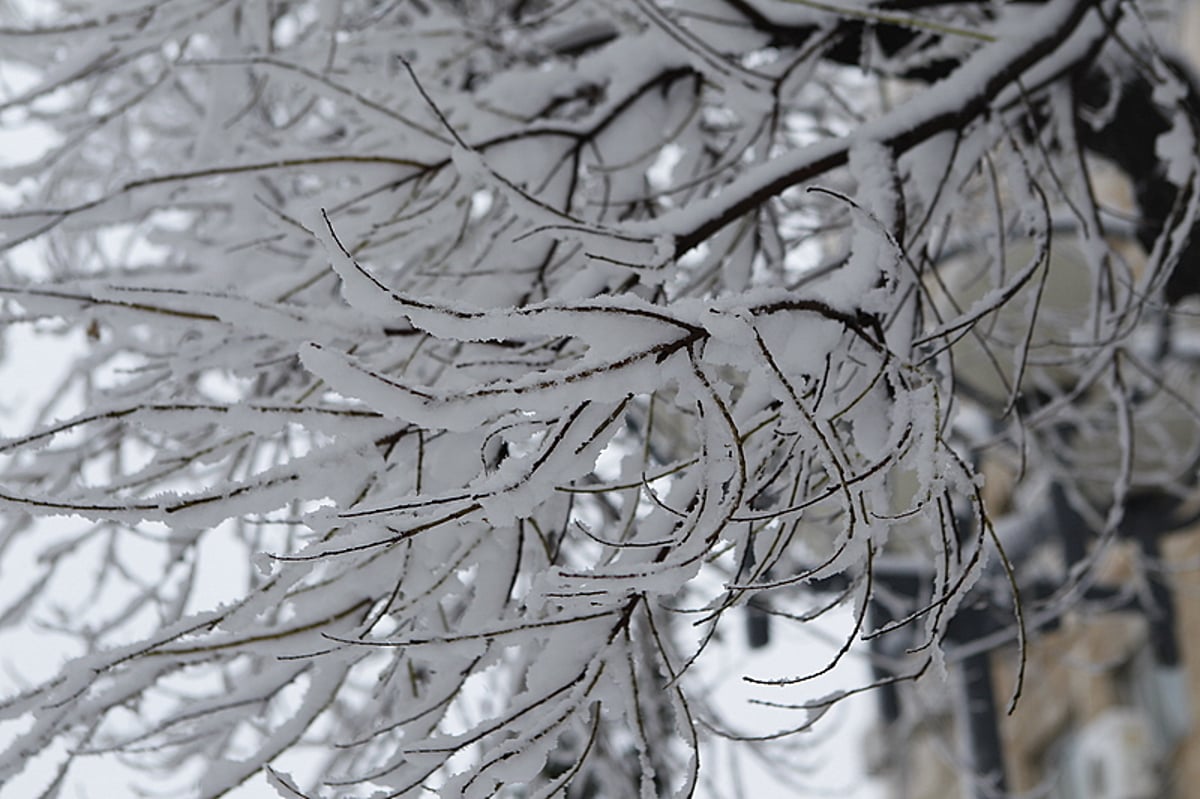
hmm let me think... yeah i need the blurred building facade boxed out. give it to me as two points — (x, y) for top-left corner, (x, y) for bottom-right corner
(868, 10), (1200, 796)
(868, 526), (1200, 799)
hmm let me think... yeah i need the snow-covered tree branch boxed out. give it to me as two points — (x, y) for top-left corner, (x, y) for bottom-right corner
(0, 0), (1197, 796)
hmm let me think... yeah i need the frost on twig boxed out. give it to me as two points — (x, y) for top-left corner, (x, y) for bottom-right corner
(0, 0), (1197, 796)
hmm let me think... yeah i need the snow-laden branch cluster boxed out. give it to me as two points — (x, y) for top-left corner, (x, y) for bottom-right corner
(0, 0), (1197, 796)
